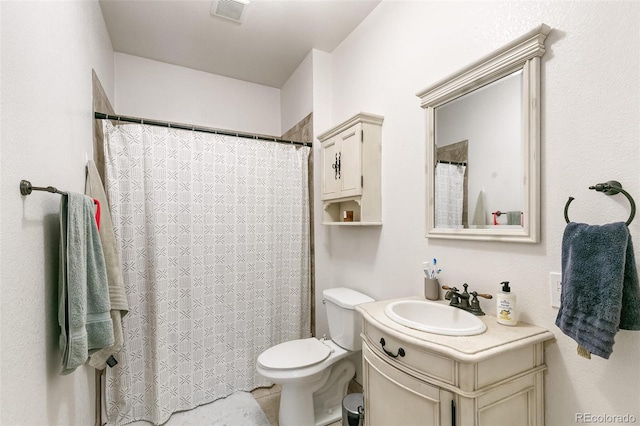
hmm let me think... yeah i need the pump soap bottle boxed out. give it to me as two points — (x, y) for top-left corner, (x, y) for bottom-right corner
(496, 281), (517, 326)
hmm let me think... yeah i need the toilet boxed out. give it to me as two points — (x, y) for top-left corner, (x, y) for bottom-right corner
(256, 287), (374, 426)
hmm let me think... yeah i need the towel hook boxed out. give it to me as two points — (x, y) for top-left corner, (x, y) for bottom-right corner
(564, 180), (636, 226)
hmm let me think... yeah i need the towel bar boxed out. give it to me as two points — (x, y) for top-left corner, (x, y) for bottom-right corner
(20, 180), (67, 196)
(564, 180), (636, 226)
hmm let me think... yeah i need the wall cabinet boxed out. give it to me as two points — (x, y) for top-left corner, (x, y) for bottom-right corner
(318, 112), (383, 225)
(357, 298), (554, 426)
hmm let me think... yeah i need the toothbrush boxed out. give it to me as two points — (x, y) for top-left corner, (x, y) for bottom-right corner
(423, 261), (441, 279)
(422, 262), (431, 278)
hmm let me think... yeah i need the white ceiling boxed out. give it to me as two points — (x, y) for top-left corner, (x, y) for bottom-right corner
(99, 0), (381, 88)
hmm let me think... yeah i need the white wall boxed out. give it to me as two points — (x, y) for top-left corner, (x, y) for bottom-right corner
(281, 51), (313, 133)
(0, 1), (114, 424)
(310, 48), (333, 338)
(114, 53), (282, 136)
(313, 1), (640, 424)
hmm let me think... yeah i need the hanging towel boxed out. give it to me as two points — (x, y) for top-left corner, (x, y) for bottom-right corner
(85, 160), (129, 369)
(555, 222), (640, 359)
(507, 211), (521, 226)
(93, 198), (101, 230)
(471, 190), (488, 226)
(59, 192), (114, 374)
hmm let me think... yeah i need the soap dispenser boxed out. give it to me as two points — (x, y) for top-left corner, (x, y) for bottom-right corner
(496, 281), (517, 326)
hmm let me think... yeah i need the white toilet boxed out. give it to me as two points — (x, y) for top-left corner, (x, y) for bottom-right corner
(256, 287), (374, 426)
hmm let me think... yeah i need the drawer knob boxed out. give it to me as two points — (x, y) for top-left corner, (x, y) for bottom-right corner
(379, 338), (405, 358)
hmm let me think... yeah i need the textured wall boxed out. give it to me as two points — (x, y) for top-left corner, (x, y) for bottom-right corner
(313, 2), (640, 424)
(114, 53), (282, 136)
(0, 1), (115, 424)
(281, 51), (314, 136)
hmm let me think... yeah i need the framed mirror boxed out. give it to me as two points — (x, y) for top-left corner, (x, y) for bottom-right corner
(417, 24), (551, 243)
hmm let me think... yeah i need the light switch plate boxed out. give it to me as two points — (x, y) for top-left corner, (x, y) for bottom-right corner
(550, 272), (562, 308)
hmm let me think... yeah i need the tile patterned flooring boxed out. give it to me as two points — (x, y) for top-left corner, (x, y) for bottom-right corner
(251, 381), (363, 426)
(250, 384), (283, 426)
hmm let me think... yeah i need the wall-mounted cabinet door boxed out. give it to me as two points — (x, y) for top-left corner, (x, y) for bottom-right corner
(321, 137), (340, 200)
(321, 123), (362, 201)
(337, 123), (362, 197)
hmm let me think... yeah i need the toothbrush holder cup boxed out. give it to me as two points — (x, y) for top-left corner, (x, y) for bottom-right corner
(424, 278), (440, 300)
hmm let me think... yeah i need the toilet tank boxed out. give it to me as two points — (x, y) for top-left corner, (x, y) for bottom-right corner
(323, 288), (375, 351)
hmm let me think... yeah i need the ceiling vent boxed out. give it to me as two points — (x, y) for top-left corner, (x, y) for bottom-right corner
(210, 0), (250, 24)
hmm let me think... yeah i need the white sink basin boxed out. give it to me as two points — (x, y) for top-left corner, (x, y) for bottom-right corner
(384, 300), (487, 336)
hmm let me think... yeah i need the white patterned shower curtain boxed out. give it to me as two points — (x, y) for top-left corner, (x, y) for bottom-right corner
(435, 163), (466, 228)
(102, 121), (311, 425)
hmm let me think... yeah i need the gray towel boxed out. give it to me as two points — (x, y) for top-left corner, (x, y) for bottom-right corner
(85, 160), (129, 369)
(555, 222), (640, 359)
(59, 192), (114, 374)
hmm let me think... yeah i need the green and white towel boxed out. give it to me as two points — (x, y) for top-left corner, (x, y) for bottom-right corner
(59, 192), (114, 374)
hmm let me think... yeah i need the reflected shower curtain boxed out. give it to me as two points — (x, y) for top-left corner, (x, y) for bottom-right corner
(102, 121), (311, 425)
(435, 163), (466, 228)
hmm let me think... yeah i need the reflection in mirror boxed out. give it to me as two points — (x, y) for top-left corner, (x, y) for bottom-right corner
(435, 70), (523, 229)
(417, 24), (550, 243)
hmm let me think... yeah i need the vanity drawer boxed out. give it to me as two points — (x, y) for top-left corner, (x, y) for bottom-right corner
(362, 319), (456, 385)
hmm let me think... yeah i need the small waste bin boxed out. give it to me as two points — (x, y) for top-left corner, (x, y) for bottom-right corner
(342, 393), (364, 426)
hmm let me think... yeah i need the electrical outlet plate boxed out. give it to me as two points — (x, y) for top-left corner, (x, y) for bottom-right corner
(550, 272), (561, 308)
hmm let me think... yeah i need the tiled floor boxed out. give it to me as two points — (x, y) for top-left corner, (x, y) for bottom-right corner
(251, 381), (362, 426)
(250, 384), (283, 426)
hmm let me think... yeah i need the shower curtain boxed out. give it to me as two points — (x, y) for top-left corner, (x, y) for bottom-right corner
(102, 121), (311, 425)
(435, 163), (466, 228)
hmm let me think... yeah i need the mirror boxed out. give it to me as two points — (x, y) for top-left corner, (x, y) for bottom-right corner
(417, 24), (551, 243)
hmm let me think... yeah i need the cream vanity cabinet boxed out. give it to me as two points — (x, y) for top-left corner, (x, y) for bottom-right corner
(357, 298), (554, 426)
(318, 112), (383, 225)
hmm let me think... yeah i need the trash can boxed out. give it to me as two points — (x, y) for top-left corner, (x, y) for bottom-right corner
(342, 393), (364, 426)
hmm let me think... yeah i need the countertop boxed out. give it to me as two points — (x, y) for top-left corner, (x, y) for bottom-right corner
(357, 296), (555, 363)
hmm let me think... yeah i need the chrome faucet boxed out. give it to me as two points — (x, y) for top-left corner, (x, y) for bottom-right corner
(442, 283), (493, 316)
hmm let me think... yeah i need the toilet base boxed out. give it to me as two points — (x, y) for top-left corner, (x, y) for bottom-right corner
(312, 358), (355, 425)
(278, 358), (355, 426)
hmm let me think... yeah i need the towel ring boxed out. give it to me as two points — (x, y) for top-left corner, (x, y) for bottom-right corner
(564, 180), (636, 226)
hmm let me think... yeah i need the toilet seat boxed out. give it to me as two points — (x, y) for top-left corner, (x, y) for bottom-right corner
(258, 338), (331, 370)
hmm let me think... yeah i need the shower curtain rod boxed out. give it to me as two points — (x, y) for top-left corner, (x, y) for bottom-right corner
(436, 160), (467, 166)
(94, 112), (311, 147)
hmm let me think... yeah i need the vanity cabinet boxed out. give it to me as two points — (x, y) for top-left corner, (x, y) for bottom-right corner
(318, 112), (383, 225)
(357, 298), (554, 426)
(363, 343), (455, 426)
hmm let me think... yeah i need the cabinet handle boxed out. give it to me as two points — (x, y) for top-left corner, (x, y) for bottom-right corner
(451, 400), (456, 426)
(379, 338), (405, 358)
(332, 153), (341, 179)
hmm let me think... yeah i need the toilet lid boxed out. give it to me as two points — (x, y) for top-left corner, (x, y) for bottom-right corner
(258, 338), (331, 370)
